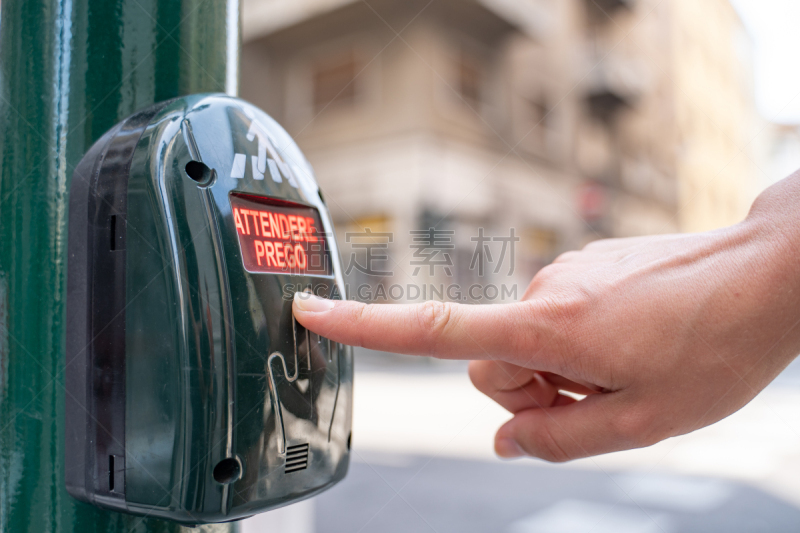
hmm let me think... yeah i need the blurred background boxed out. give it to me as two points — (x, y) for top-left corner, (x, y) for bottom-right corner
(21, 0), (782, 529)
(235, 0), (800, 532)
(2, 0), (799, 530)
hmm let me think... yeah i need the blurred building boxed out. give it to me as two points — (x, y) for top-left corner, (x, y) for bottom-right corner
(763, 124), (800, 190)
(240, 0), (759, 301)
(669, 0), (759, 232)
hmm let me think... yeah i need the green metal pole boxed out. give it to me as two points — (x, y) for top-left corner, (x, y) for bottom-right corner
(0, 0), (240, 531)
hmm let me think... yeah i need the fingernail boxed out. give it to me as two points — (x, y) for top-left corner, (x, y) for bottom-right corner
(496, 438), (525, 459)
(293, 292), (335, 313)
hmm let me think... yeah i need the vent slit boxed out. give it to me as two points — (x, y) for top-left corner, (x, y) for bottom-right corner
(109, 215), (117, 251)
(108, 455), (115, 491)
(285, 444), (309, 474)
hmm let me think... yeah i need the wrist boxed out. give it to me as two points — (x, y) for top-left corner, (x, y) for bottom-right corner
(730, 180), (800, 369)
(744, 170), (800, 253)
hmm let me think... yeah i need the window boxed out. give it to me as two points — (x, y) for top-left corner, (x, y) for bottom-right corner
(341, 216), (393, 298)
(457, 50), (483, 107)
(525, 227), (559, 259)
(312, 52), (360, 113)
(522, 227), (560, 279)
(529, 96), (553, 146)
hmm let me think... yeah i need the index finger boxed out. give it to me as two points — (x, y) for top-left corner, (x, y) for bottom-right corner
(292, 293), (555, 364)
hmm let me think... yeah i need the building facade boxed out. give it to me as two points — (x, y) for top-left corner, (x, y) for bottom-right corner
(240, 0), (758, 302)
(670, 0), (760, 232)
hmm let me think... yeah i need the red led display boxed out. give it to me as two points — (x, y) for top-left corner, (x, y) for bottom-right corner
(229, 193), (331, 276)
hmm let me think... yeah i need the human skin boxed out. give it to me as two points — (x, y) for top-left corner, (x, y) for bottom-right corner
(293, 173), (800, 462)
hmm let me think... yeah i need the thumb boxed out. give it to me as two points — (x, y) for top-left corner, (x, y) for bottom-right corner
(495, 394), (642, 462)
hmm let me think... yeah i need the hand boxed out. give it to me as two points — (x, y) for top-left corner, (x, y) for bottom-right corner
(293, 175), (800, 462)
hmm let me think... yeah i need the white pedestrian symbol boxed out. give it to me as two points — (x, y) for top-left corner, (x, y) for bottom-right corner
(230, 112), (297, 187)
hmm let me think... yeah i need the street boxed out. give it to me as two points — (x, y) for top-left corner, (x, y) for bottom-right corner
(312, 351), (800, 532)
(243, 351), (800, 532)
(318, 453), (799, 532)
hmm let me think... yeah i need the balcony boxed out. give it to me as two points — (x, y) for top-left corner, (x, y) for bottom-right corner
(583, 52), (647, 121)
(584, 0), (637, 20)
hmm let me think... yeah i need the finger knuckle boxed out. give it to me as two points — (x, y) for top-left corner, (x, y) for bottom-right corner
(536, 292), (589, 349)
(541, 280), (595, 335)
(417, 300), (453, 350)
(534, 263), (561, 283)
(610, 410), (650, 448)
(526, 264), (563, 295)
(553, 291), (591, 324)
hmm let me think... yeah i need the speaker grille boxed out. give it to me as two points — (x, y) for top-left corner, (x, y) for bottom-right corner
(285, 443), (309, 473)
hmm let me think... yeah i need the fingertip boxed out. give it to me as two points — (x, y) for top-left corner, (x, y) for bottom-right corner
(293, 291), (335, 314)
(495, 437), (526, 459)
(495, 415), (517, 443)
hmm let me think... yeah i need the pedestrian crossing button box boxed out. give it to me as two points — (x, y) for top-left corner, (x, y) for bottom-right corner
(65, 94), (353, 525)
